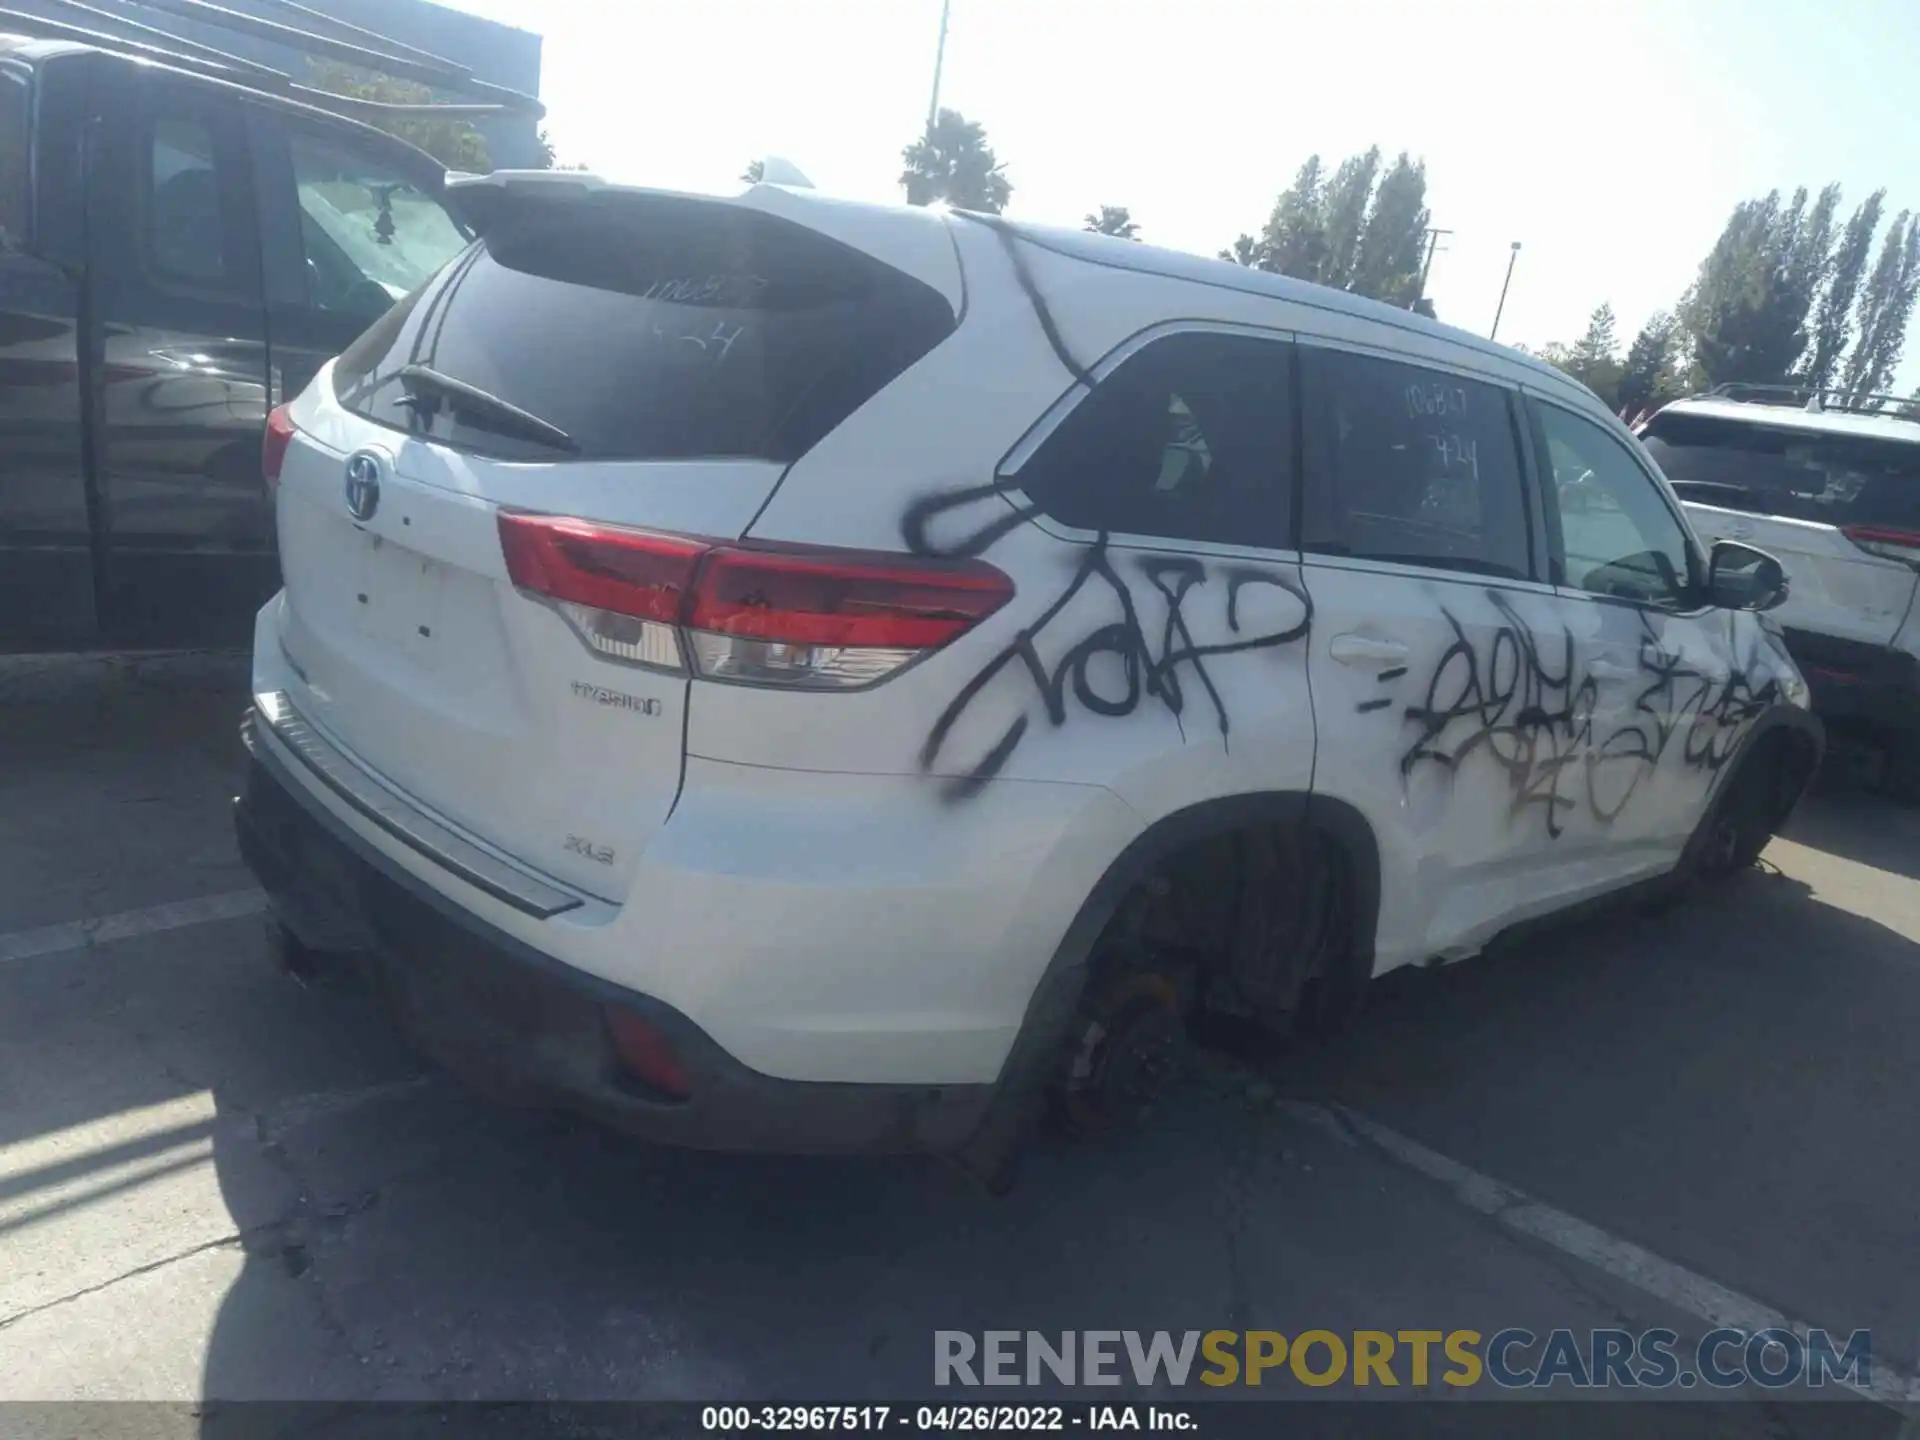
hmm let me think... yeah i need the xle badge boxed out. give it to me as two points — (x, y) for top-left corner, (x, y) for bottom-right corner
(564, 835), (615, 865)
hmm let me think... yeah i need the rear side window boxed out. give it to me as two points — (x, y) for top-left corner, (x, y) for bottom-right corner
(147, 117), (228, 287)
(334, 192), (955, 462)
(1014, 330), (1296, 548)
(1302, 348), (1532, 580)
(1, 68), (26, 252)
(1641, 411), (1920, 531)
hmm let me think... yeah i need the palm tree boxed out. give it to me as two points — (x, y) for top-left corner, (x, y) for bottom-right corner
(900, 109), (1011, 214)
(1084, 206), (1140, 240)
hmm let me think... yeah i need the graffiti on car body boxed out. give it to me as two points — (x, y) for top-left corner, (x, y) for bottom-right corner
(902, 479), (1312, 802)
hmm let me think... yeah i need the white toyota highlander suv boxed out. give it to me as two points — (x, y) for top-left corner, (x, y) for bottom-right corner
(1638, 388), (1920, 797)
(234, 172), (1821, 1185)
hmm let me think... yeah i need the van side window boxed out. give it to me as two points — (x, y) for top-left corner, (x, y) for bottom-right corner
(147, 118), (228, 287)
(1301, 348), (1532, 580)
(289, 133), (468, 319)
(0, 68), (27, 252)
(1015, 330), (1296, 549)
(1537, 402), (1697, 607)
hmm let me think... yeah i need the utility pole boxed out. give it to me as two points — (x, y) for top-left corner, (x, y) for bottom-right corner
(1490, 241), (1522, 340)
(926, 0), (951, 138)
(1416, 227), (1452, 309)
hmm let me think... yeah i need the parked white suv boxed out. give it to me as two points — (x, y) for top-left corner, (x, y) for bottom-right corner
(1638, 388), (1920, 796)
(234, 172), (1821, 1184)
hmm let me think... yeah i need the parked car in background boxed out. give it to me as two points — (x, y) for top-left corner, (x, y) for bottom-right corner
(1639, 386), (1920, 796)
(0, 14), (537, 653)
(235, 173), (1821, 1184)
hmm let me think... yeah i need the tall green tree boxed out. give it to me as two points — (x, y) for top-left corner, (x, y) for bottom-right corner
(1681, 189), (1824, 386)
(1349, 152), (1429, 307)
(1840, 211), (1920, 403)
(1255, 155), (1329, 279)
(1084, 205), (1140, 240)
(741, 159), (765, 185)
(1317, 147), (1381, 291)
(1533, 304), (1626, 407)
(1616, 311), (1685, 418)
(1804, 190), (1886, 391)
(1227, 147), (1431, 307)
(307, 62), (491, 172)
(1219, 234), (1260, 267)
(900, 109), (1011, 213)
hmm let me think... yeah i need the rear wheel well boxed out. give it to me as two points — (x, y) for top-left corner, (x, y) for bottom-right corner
(1075, 795), (1379, 1033)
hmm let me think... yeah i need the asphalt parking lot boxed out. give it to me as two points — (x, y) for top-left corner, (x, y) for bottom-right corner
(0, 654), (1916, 1436)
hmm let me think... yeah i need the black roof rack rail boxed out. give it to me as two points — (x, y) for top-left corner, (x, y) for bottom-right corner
(1703, 382), (1911, 415)
(0, 0), (543, 120)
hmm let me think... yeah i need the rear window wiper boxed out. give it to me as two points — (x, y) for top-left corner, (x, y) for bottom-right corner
(395, 364), (580, 454)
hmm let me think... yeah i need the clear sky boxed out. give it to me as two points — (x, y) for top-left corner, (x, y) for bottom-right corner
(446, 0), (1919, 384)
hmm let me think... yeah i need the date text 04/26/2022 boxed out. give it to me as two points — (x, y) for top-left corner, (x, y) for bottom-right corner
(701, 1406), (1194, 1433)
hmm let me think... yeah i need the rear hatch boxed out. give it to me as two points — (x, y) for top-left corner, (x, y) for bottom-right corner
(268, 184), (958, 898)
(1641, 408), (1920, 647)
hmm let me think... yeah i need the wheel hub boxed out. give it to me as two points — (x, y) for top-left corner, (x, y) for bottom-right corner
(1063, 972), (1187, 1133)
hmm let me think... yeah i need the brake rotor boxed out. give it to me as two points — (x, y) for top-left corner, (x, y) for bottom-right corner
(1062, 971), (1188, 1135)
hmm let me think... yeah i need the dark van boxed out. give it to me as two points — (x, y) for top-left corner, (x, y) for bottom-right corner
(0, 6), (536, 651)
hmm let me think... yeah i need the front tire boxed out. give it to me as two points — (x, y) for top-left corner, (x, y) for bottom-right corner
(1696, 735), (1810, 880)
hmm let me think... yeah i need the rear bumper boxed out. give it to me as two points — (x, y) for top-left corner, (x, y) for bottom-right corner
(1781, 628), (1920, 734)
(234, 716), (993, 1156)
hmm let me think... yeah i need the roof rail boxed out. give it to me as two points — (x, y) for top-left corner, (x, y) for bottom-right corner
(1705, 381), (1910, 415)
(0, 0), (543, 120)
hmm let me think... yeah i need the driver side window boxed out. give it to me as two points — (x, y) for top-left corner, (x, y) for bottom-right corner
(289, 133), (467, 319)
(1536, 402), (1696, 607)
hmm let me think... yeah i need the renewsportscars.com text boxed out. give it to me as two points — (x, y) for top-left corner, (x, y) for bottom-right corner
(934, 1328), (1874, 1391)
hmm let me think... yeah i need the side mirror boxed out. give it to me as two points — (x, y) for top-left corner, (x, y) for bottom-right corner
(1706, 539), (1788, 612)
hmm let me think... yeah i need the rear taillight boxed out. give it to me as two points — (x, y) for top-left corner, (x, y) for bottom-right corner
(497, 514), (704, 669)
(497, 511), (1013, 690)
(1842, 524), (1920, 568)
(262, 404), (296, 497)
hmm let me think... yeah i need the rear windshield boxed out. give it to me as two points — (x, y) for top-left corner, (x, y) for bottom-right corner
(333, 192), (956, 462)
(1641, 410), (1920, 530)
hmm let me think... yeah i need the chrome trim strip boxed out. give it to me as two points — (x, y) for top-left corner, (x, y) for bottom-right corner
(251, 691), (583, 919)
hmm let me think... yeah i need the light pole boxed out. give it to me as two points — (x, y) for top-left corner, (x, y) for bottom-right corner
(926, 0), (951, 138)
(1417, 227), (1452, 310)
(1490, 241), (1521, 340)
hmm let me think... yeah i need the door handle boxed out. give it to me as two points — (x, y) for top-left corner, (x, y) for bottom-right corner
(1329, 633), (1410, 666)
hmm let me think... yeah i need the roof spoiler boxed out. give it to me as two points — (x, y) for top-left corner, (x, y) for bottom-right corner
(445, 169), (609, 233)
(0, 0), (544, 120)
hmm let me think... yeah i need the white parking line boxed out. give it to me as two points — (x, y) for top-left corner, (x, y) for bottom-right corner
(1333, 1104), (1919, 1413)
(0, 890), (267, 965)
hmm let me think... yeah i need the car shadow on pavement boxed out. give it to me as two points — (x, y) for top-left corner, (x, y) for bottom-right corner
(1781, 781), (1920, 882)
(1272, 853), (1920, 1367)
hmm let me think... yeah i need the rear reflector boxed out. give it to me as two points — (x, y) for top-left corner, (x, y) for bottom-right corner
(603, 1007), (690, 1100)
(262, 405), (296, 495)
(1842, 525), (1920, 567)
(497, 511), (1013, 689)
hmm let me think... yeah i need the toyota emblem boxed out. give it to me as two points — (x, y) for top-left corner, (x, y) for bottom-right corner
(344, 450), (383, 522)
